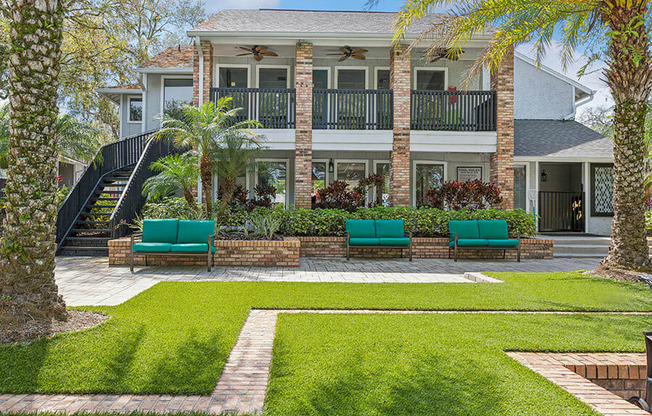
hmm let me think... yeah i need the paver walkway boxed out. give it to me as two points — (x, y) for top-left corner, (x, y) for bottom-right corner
(2, 309), (649, 415)
(55, 256), (600, 306)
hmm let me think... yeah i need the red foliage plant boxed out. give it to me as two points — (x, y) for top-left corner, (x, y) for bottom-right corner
(424, 179), (502, 210)
(315, 180), (366, 212)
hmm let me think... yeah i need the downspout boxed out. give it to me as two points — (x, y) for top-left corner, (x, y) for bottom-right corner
(563, 86), (596, 121)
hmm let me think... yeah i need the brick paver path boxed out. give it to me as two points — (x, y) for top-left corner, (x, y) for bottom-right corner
(2, 309), (650, 415)
(55, 256), (600, 306)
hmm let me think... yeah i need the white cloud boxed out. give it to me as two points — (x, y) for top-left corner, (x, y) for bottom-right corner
(515, 41), (612, 118)
(203, 0), (279, 13)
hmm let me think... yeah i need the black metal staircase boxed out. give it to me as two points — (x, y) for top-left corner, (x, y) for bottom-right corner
(56, 130), (178, 256)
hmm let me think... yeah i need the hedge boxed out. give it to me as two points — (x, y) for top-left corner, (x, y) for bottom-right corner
(141, 199), (537, 238)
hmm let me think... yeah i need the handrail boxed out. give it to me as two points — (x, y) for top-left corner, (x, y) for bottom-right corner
(313, 89), (393, 130)
(56, 130), (157, 247)
(411, 90), (496, 131)
(108, 136), (180, 239)
(210, 87), (296, 129)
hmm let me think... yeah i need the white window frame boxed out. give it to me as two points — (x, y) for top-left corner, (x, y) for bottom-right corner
(412, 160), (448, 206)
(334, 66), (369, 89)
(374, 67), (391, 89)
(215, 64), (252, 88)
(127, 96), (143, 124)
(413, 67), (449, 90)
(312, 67), (332, 89)
(160, 75), (194, 116)
(513, 163), (529, 211)
(373, 159), (390, 206)
(254, 158), (290, 208)
(255, 64), (291, 88)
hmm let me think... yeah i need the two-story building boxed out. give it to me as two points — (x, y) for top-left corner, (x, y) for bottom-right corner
(98, 9), (615, 235)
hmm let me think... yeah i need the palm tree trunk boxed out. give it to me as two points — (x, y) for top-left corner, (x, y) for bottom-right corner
(200, 152), (213, 215)
(0, 0), (67, 343)
(183, 188), (198, 211)
(602, 3), (652, 270)
(217, 178), (235, 223)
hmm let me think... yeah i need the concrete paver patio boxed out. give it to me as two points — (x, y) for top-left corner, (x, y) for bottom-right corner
(55, 256), (601, 307)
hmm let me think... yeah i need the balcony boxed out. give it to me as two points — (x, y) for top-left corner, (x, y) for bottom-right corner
(210, 88), (496, 132)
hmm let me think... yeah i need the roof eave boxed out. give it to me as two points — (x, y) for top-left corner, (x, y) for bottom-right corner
(135, 67), (193, 74)
(96, 88), (142, 104)
(514, 51), (594, 96)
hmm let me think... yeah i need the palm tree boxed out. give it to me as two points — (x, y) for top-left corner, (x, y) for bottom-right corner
(388, 0), (652, 270)
(143, 151), (200, 211)
(154, 99), (260, 215)
(1, 0), (68, 343)
(213, 131), (263, 218)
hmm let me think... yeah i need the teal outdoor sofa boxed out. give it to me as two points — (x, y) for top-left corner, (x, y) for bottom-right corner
(130, 219), (216, 272)
(448, 220), (520, 262)
(346, 219), (412, 261)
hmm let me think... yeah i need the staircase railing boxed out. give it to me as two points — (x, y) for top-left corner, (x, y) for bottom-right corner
(56, 130), (156, 247)
(108, 136), (180, 239)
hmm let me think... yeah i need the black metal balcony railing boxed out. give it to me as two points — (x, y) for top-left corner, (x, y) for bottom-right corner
(210, 87), (296, 129)
(313, 89), (393, 130)
(411, 90), (497, 131)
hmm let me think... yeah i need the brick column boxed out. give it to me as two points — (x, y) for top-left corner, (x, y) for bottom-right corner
(294, 42), (313, 209)
(390, 44), (411, 207)
(490, 46), (515, 209)
(193, 40), (213, 107)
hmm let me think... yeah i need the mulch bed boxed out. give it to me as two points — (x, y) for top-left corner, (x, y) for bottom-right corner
(3, 310), (108, 345)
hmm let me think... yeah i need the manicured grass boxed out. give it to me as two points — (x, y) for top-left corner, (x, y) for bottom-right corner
(267, 313), (651, 416)
(1, 272), (651, 396)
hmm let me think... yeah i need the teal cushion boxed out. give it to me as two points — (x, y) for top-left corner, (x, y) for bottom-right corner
(478, 220), (509, 240)
(380, 237), (411, 246)
(142, 219), (178, 244)
(177, 220), (215, 244)
(487, 239), (519, 247)
(448, 220), (480, 242)
(170, 243), (215, 253)
(346, 220), (377, 238)
(133, 242), (172, 252)
(449, 239), (488, 248)
(349, 238), (380, 246)
(375, 220), (406, 238)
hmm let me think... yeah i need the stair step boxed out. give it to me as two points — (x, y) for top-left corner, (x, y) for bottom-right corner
(58, 246), (109, 257)
(91, 197), (120, 201)
(76, 220), (110, 225)
(80, 212), (112, 217)
(71, 228), (111, 234)
(64, 237), (110, 247)
(554, 253), (606, 258)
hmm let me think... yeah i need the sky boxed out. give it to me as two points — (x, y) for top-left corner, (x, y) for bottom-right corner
(202, 0), (612, 119)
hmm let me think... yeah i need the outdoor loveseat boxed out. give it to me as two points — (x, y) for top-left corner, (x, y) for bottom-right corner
(448, 220), (520, 262)
(345, 219), (412, 261)
(130, 219), (216, 272)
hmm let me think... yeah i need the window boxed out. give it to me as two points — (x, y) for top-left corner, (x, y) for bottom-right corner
(591, 163), (614, 216)
(163, 79), (193, 113)
(312, 161), (327, 194)
(415, 163), (445, 206)
(128, 98), (142, 122)
(416, 69), (446, 90)
(256, 160), (287, 207)
(375, 162), (390, 206)
(258, 67), (288, 88)
(337, 69), (366, 89)
(514, 165), (527, 211)
(219, 67), (248, 87)
(376, 69), (390, 89)
(336, 161), (366, 188)
(313, 69), (329, 89)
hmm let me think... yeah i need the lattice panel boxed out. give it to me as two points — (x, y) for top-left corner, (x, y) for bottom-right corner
(594, 166), (614, 214)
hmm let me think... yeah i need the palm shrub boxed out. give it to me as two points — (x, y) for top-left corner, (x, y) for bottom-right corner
(386, 0), (652, 269)
(154, 99), (260, 215)
(142, 151), (200, 210)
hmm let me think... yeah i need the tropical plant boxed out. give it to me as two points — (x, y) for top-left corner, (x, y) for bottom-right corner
(316, 180), (366, 212)
(425, 180), (502, 210)
(0, 0), (68, 343)
(142, 151), (200, 210)
(249, 212), (282, 240)
(154, 99), (260, 215)
(387, 0), (652, 270)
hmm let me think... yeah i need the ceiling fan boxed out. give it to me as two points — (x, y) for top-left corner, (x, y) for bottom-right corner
(237, 45), (278, 61)
(328, 46), (368, 61)
(429, 47), (464, 63)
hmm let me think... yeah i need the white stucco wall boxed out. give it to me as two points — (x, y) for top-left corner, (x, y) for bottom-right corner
(514, 57), (575, 120)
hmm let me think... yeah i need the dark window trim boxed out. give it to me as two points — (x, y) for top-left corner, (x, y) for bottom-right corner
(127, 97), (143, 123)
(590, 163), (614, 217)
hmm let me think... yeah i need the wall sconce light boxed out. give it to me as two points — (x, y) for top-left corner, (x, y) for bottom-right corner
(328, 159), (335, 174)
(541, 169), (548, 183)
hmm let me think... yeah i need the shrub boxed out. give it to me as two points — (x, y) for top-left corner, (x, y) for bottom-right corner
(424, 180), (502, 210)
(315, 180), (365, 212)
(218, 183), (277, 212)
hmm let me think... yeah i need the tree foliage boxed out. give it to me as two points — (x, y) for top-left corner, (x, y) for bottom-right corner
(142, 151), (199, 210)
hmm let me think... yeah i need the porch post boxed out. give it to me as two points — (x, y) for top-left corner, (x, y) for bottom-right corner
(489, 46), (515, 209)
(193, 40), (213, 107)
(390, 44), (411, 207)
(294, 42), (313, 209)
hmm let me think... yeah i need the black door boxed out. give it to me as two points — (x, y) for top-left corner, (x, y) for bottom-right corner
(538, 191), (585, 232)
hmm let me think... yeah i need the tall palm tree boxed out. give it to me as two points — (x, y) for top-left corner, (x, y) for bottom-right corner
(388, 0), (652, 270)
(1, 0), (68, 343)
(143, 151), (200, 211)
(154, 99), (259, 215)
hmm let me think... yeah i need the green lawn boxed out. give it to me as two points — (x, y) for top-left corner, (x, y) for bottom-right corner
(1, 271), (651, 409)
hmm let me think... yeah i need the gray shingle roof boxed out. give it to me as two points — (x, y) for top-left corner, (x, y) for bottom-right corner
(190, 9), (450, 35)
(515, 119), (612, 158)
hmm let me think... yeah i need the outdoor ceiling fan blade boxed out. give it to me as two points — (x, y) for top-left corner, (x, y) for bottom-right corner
(429, 56), (443, 63)
(340, 46), (350, 53)
(262, 51), (278, 57)
(257, 45), (268, 51)
(238, 46), (253, 51)
(327, 53), (343, 55)
(254, 54), (263, 61)
(352, 49), (368, 54)
(236, 53), (252, 56)
(339, 55), (348, 61)
(352, 54), (365, 60)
